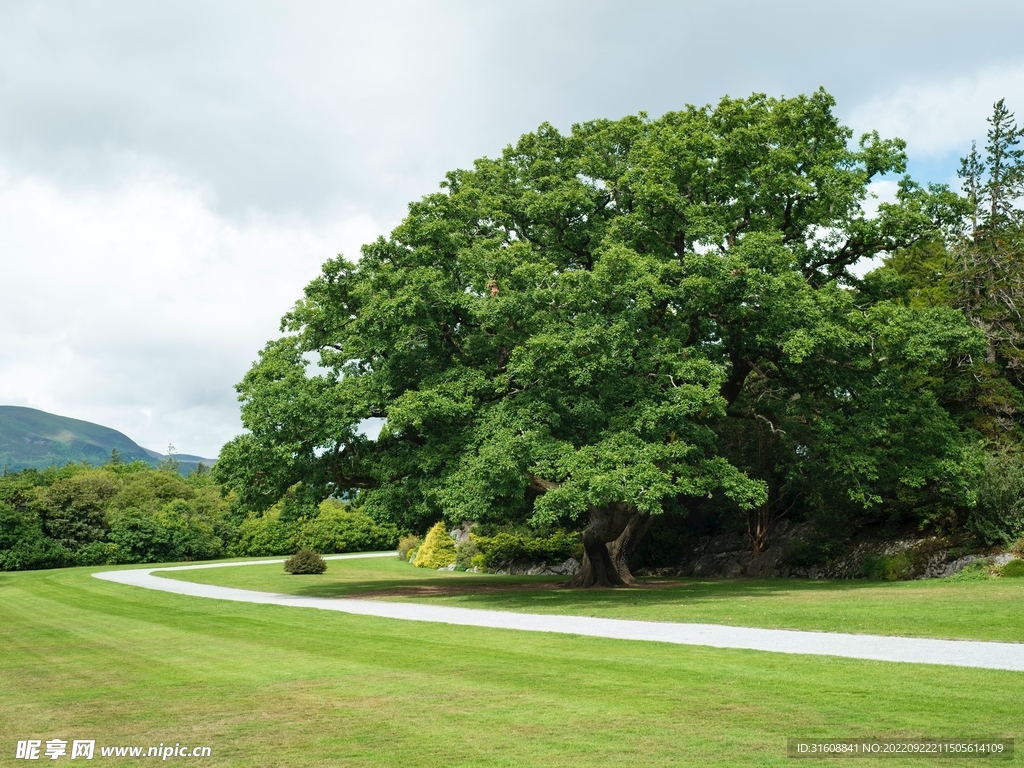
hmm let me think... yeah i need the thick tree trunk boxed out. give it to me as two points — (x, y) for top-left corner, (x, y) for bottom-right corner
(609, 511), (651, 580)
(568, 505), (650, 588)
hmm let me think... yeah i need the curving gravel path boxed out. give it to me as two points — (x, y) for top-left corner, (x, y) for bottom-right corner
(94, 554), (1024, 672)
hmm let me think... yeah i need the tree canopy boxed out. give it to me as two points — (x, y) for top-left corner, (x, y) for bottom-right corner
(217, 89), (988, 586)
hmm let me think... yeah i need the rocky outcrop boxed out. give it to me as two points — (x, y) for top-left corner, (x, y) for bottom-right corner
(636, 520), (1020, 581)
(490, 558), (582, 576)
(637, 519), (818, 579)
(449, 523), (473, 545)
(818, 538), (1018, 580)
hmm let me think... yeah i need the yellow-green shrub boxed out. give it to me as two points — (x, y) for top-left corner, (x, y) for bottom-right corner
(412, 522), (456, 569)
(397, 534), (421, 560)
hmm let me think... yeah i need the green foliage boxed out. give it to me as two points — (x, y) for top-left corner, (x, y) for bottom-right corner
(284, 548), (327, 574)
(154, 499), (224, 561)
(472, 530), (582, 568)
(783, 536), (846, 570)
(882, 100), (1024, 441)
(110, 470), (193, 515)
(0, 462), (235, 570)
(207, 92), (1024, 568)
(454, 537), (480, 571)
(293, 499), (399, 554)
(412, 522), (456, 569)
(38, 470), (119, 549)
(230, 514), (293, 557)
(0, 457), (226, 570)
(861, 552), (914, 581)
(73, 540), (120, 566)
(109, 510), (175, 563)
(276, 482), (322, 524)
(221, 89), (959, 538)
(1000, 558), (1024, 577)
(0, 499), (71, 570)
(945, 562), (995, 582)
(965, 450), (1024, 544)
(397, 534), (421, 560)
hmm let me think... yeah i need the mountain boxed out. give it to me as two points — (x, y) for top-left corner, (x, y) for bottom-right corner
(0, 406), (217, 475)
(139, 447), (218, 477)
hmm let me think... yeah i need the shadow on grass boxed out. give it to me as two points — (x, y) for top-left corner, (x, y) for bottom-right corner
(285, 573), (570, 599)
(283, 571), (932, 605)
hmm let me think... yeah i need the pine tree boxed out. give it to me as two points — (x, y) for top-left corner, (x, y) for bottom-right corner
(949, 99), (1024, 433)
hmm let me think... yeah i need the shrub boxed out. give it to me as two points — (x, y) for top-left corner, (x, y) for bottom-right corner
(0, 500), (74, 571)
(0, 536), (72, 571)
(230, 515), (293, 557)
(0, 465), (235, 571)
(38, 471), (119, 548)
(412, 522), (456, 569)
(284, 548), (327, 574)
(472, 530), (582, 568)
(155, 500), (224, 561)
(397, 534), (421, 560)
(109, 510), (172, 563)
(294, 502), (400, 554)
(783, 532), (849, 569)
(73, 541), (120, 566)
(1001, 559), (1024, 578)
(861, 552), (913, 581)
(946, 562), (994, 581)
(966, 451), (1024, 545)
(454, 537), (480, 571)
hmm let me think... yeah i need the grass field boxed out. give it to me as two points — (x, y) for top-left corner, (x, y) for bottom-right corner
(165, 555), (1024, 642)
(1, 559), (1022, 767)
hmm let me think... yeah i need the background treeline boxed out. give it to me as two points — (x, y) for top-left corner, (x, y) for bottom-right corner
(0, 458), (399, 571)
(9, 99), (1024, 575)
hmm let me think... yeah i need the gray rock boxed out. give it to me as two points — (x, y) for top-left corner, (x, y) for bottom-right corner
(488, 557), (581, 577)
(449, 522), (472, 544)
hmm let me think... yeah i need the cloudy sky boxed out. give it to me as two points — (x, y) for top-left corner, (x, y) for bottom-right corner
(2, 0), (1023, 458)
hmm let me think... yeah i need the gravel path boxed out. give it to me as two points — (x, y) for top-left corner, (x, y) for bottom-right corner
(94, 555), (1024, 672)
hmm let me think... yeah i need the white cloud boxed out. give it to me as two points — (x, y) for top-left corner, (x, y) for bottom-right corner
(846, 180), (902, 279)
(0, 157), (389, 456)
(6, 3), (1024, 463)
(849, 62), (1024, 158)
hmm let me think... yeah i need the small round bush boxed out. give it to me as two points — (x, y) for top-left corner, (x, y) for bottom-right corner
(284, 548), (327, 575)
(1001, 559), (1024, 578)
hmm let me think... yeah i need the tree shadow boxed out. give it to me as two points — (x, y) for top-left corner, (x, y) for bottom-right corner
(285, 573), (570, 599)
(284, 572), (929, 604)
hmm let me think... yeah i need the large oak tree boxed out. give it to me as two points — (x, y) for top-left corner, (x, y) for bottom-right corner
(217, 90), (975, 586)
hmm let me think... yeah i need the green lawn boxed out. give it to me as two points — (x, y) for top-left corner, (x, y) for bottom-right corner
(1, 562), (1021, 767)
(164, 555), (1024, 643)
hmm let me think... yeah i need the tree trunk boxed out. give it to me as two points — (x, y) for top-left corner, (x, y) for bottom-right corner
(569, 505), (650, 588)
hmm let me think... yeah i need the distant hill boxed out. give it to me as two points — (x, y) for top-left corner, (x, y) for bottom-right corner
(139, 447), (218, 477)
(0, 406), (217, 475)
